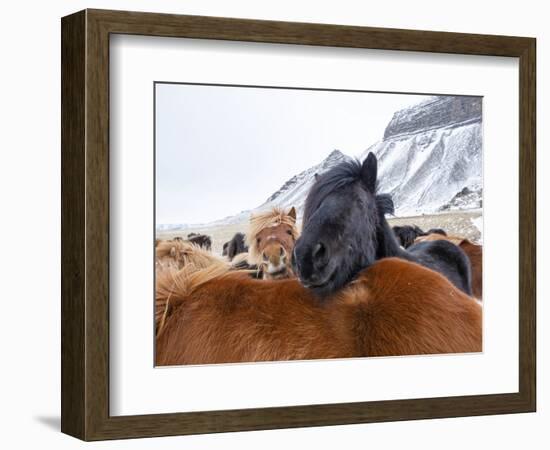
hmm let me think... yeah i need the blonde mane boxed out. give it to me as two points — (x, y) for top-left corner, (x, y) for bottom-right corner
(155, 239), (226, 272)
(246, 207), (300, 262)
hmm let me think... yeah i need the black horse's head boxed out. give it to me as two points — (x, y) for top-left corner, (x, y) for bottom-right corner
(392, 225), (423, 248)
(292, 153), (390, 298)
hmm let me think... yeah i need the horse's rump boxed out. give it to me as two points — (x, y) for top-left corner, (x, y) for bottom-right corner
(407, 239), (473, 296)
(414, 233), (483, 299)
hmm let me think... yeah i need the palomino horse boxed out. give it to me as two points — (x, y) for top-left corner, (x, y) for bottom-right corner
(155, 239), (228, 333)
(292, 153), (472, 297)
(155, 239), (225, 273)
(155, 257), (482, 365)
(246, 207), (299, 280)
(415, 233), (483, 300)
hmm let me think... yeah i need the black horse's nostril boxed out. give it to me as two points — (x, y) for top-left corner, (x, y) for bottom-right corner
(312, 242), (328, 267)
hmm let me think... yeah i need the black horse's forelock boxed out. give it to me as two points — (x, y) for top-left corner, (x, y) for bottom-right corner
(304, 159), (370, 222)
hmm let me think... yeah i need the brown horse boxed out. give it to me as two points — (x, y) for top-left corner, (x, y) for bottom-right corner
(155, 257), (482, 365)
(246, 207), (299, 280)
(415, 233), (483, 299)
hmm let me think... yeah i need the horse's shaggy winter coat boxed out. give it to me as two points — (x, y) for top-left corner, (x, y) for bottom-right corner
(155, 240), (228, 332)
(155, 258), (482, 365)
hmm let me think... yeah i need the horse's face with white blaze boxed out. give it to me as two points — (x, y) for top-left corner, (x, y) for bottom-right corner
(248, 207), (299, 280)
(292, 153), (382, 297)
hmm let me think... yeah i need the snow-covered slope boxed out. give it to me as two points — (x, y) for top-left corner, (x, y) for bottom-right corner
(257, 149), (351, 215)
(360, 96), (482, 215)
(255, 95), (482, 219)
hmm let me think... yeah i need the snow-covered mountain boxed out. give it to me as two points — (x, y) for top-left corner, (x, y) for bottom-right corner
(158, 96), (482, 230)
(361, 96), (482, 215)
(256, 95), (482, 218)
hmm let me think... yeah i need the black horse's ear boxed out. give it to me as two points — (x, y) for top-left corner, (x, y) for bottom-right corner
(361, 153), (377, 192)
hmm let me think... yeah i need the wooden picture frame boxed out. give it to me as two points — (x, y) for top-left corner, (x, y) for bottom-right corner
(61, 9), (536, 441)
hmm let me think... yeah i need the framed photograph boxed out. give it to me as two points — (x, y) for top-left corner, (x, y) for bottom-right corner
(61, 9), (536, 440)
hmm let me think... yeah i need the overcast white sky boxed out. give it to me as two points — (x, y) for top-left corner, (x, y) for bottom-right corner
(155, 83), (430, 225)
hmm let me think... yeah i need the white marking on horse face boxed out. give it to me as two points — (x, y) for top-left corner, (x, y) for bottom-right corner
(267, 261), (286, 274)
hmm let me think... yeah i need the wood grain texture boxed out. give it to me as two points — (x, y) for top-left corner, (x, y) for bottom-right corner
(518, 39), (536, 409)
(61, 10), (86, 439)
(61, 8), (537, 441)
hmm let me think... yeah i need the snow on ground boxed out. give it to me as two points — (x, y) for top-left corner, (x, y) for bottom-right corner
(157, 210), (483, 256)
(471, 216), (483, 243)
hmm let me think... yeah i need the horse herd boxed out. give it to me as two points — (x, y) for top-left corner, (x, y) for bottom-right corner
(155, 153), (483, 366)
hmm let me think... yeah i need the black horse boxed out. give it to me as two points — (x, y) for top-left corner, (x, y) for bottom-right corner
(187, 233), (212, 251)
(292, 153), (472, 298)
(222, 232), (248, 260)
(392, 225), (426, 248)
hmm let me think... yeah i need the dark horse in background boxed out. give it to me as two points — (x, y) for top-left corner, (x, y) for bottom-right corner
(222, 232), (248, 259)
(393, 225), (447, 248)
(187, 233), (212, 251)
(292, 152), (472, 298)
(392, 225), (426, 248)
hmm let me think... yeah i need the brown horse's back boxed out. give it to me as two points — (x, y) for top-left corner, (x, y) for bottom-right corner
(155, 276), (359, 365)
(156, 258), (482, 365)
(358, 258), (482, 356)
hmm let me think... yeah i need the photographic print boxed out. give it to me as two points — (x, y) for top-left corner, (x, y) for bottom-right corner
(61, 11), (535, 439)
(154, 83), (483, 366)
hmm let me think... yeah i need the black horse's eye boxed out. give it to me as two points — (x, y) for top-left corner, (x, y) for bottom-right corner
(256, 237), (261, 245)
(286, 230), (293, 235)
